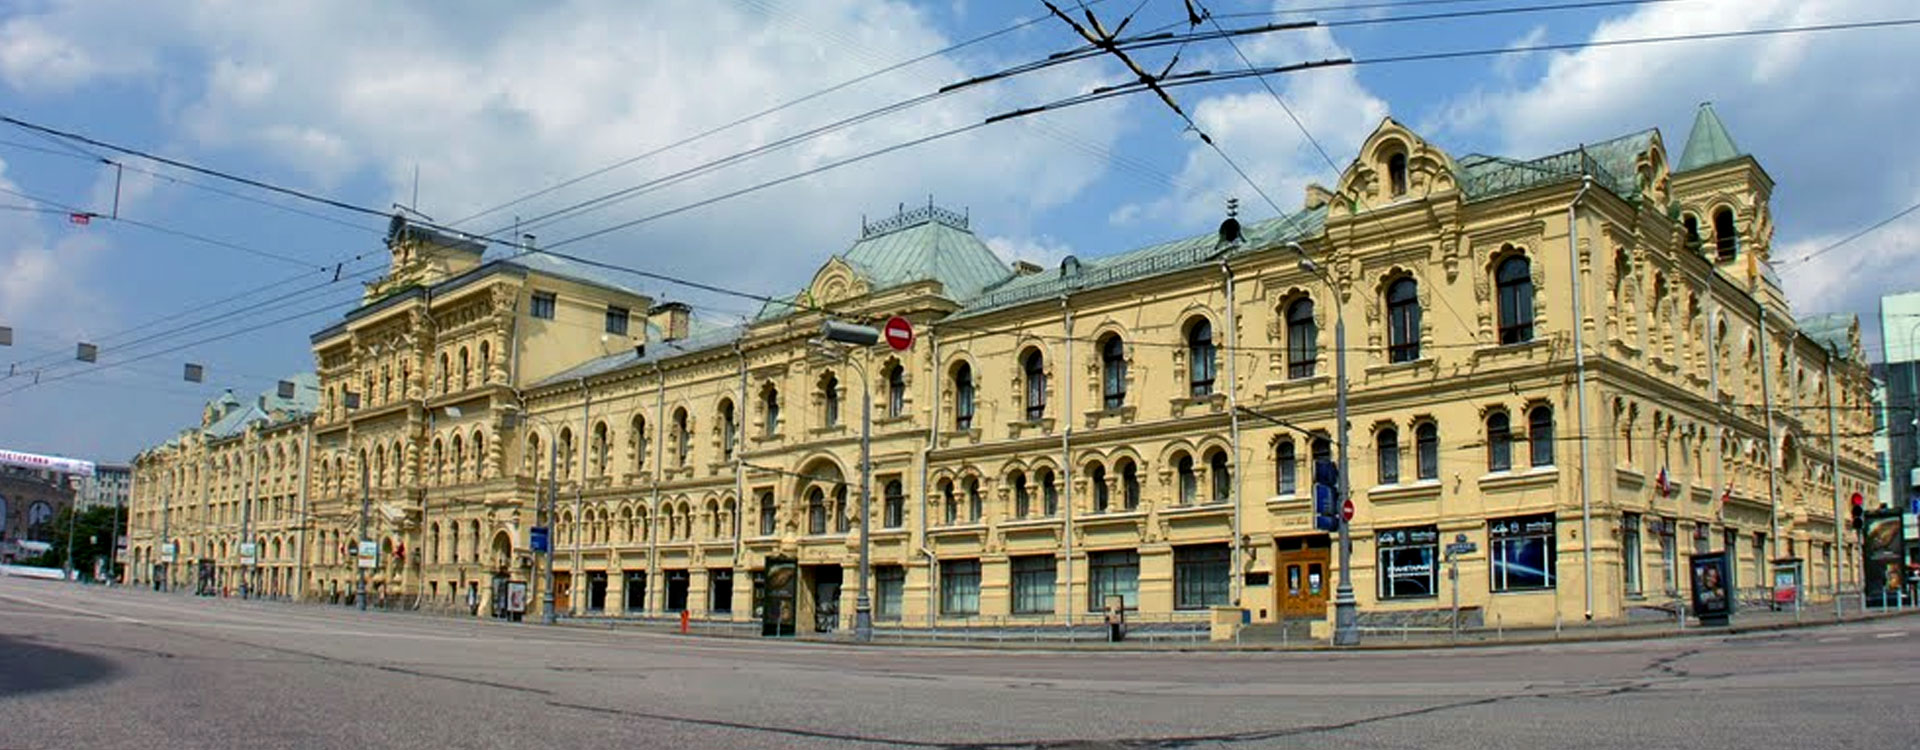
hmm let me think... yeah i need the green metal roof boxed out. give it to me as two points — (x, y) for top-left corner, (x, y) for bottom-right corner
(954, 206), (1327, 318)
(1456, 129), (1649, 202)
(756, 204), (1010, 320)
(1676, 102), (1742, 172)
(1798, 313), (1857, 358)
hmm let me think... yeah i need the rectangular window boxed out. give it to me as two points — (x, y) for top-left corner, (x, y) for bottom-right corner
(1377, 526), (1439, 599)
(1174, 544), (1231, 610)
(1660, 517), (1678, 594)
(531, 292), (556, 320)
(605, 305), (629, 335)
(1086, 549), (1140, 611)
(709, 569), (733, 613)
(1753, 531), (1766, 585)
(1622, 513), (1643, 595)
(1010, 555), (1057, 615)
(623, 570), (646, 612)
(939, 559), (981, 616)
(1490, 514), (1556, 592)
(665, 569), (690, 612)
(875, 566), (904, 621)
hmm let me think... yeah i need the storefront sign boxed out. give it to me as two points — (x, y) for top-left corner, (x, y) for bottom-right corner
(1377, 526), (1439, 599)
(0, 448), (95, 477)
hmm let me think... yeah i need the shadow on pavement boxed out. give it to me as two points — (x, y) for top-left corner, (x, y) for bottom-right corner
(0, 634), (121, 697)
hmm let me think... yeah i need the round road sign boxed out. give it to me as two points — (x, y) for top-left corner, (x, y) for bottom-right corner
(1340, 498), (1355, 522)
(883, 316), (914, 351)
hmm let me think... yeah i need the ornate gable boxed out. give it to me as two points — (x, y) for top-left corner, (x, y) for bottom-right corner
(1334, 118), (1458, 215)
(806, 256), (872, 307)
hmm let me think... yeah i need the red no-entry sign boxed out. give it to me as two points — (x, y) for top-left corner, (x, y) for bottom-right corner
(883, 316), (914, 351)
(1341, 498), (1355, 522)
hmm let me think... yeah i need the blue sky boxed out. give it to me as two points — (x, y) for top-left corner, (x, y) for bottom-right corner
(1, 0), (1917, 462)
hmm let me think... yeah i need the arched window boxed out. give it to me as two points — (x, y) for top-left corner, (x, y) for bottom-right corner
(1387, 152), (1408, 196)
(1287, 298), (1317, 379)
(762, 384), (780, 437)
(1311, 435), (1332, 468)
(592, 422), (610, 476)
(479, 341), (491, 384)
(1496, 255), (1534, 344)
(451, 435), (465, 482)
(1487, 410), (1512, 472)
(1023, 349), (1046, 421)
(1682, 214), (1702, 253)
(1530, 405), (1556, 467)
(431, 439), (445, 485)
(472, 431), (486, 479)
(940, 479), (957, 525)
(1101, 334), (1127, 409)
(965, 477), (983, 521)
(1275, 439), (1297, 495)
(1039, 467), (1058, 516)
(833, 486), (850, 533)
(1120, 459), (1141, 510)
(953, 362), (975, 431)
(1209, 450), (1231, 503)
(758, 491), (777, 536)
(887, 363), (906, 419)
(673, 409), (690, 467)
(719, 400), (736, 461)
(439, 352), (450, 394)
(458, 348), (470, 390)
(807, 487), (827, 535)
(883, 479), (905, 528)
(1177, 454), (1197, 505)
(1188, 318), (1216, 397)
(558, 427), (575, 480)
(1713, 207), (1737, 262)
(821, 372), (841, 428)
(1416, 421), (1439, 481)
(1377, 426), (1400, 484)
(1090, 463), (1110, 513)
(1012, 471), (1031, 518)
(1387, 277), (1421, 363)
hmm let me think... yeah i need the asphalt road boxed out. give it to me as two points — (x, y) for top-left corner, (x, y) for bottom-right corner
(2, 577), (1915, 749)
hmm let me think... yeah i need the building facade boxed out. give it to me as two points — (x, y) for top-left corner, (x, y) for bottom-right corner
(0, 466), (75, 564)
(129, 106), (1879, 631)
(77, 464), (132, 511)
(1877, 290), (1920, 511)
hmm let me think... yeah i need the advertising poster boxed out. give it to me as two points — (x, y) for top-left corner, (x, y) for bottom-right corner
(761, 556), (798, 637)
(1862, 511), (1905, 605)
(1689, 551), (1732, 626)
(506, 581), (529, 614)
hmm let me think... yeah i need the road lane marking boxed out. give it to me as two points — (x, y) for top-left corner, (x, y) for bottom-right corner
(1816, 637), (1851, 643)
(1874, 632), (1906, 639)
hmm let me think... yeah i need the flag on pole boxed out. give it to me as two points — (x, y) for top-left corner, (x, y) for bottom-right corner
(69, 212), (91, 225)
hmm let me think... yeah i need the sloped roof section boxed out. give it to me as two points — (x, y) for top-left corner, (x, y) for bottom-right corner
(1456, 129), (1648, 202)
(955, 206), (1327, 318)
(1798, 313), (1857, 358)
(482, 249), (650, 299)
(536, 323), (748, 388)
(1677, 102), (1743, 172)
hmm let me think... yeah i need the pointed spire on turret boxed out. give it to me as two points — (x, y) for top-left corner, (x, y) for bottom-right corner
(1677, 101), (1743, 172)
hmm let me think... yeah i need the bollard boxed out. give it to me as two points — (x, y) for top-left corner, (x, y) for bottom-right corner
(679, 609), (690, 635)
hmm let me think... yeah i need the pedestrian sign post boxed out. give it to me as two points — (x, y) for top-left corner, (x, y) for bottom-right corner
(530, 526), (550, 554)
(239, 542), (257, 565)
(356, 540), (378, 569)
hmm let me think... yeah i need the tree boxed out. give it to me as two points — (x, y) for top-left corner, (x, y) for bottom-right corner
(22, 505), (123, 582)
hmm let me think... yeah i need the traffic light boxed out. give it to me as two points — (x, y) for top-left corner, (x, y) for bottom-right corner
(1851, 500), (1864, 531)
(1313, 459), (1341, 533)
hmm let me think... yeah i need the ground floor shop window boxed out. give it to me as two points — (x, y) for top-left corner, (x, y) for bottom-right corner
(1622, 513), (1642, 595)
(1660, 518), (1678, 595)
(875, 565), (904, 621)
(1490, 514), (1556, 592)
(1174, 544), (1230, 610)
(940, 559), (980, 615)
(666, 569), (689, 612)
(623, 570), (646, 612)
(1010, 555), (1056, 614)
(1086, 549), (1139, 611)
(1377, 526), (1439, 599)
(709, 569), (733, 613)
(587, 571), (608, 612)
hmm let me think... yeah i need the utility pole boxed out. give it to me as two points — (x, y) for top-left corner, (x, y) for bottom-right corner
(358, 454), (370, 612)
(544, 435), (558, 625)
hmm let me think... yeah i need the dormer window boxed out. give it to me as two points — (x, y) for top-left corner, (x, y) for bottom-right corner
(1387, 152), (1409, 197)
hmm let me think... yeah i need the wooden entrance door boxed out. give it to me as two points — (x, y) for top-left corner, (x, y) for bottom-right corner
(552, 571), (572, 613)
(1275, 535), (1331, 619)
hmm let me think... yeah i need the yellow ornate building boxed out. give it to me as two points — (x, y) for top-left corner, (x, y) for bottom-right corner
(130, 106), (1878, 633)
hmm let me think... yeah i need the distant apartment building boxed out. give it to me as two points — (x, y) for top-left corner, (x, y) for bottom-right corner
(1878, 290), (1920, 511)
(78, 464), (132, 511)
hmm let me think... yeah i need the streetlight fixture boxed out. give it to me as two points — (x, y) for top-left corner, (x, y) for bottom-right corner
(1288, 241), (1359, 646)
(814, 319), (879, 643)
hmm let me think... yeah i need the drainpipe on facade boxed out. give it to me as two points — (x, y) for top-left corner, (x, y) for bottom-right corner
(241, 433), (256, 600)
(734, 343), (748, 604)
(1758, 302), (1782, 566)
(1060, 297), (1075, 628)
(295, 419), (312, 601)
(1824, 356), (1844, 618)
(922, 328), (942, 628)
(650, 362), (666, 616)
(575, 377), (590, 616)
(1567, 175), (1596, 620)
(1222, 257), (1243, 611)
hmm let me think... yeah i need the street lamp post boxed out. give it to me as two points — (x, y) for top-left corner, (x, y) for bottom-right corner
(1290, 241), (1358, 646)
(817, 320), (880, 642)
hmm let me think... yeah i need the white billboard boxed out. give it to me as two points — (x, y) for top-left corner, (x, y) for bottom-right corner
(0, 448), (97, 477)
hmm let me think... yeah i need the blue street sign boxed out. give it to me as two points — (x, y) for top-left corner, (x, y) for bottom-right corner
(1314, 514), (1341, 533)
(530, 526), (550, 553)
(1314, 459), (1339, 488)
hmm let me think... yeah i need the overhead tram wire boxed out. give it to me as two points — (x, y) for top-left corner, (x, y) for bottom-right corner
(0, 184), (326, 268)
(1776, 197), (1920, 270)
(446, 0), (1117, 229)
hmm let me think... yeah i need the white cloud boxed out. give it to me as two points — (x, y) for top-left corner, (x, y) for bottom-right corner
(985, 233), (1075, 267)
(0, 157), (110, 341)
(0, 0), (1128, 309)
(1492, 25), (1548, 82)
